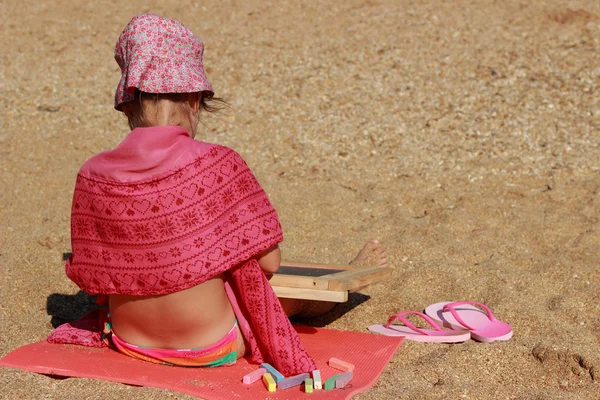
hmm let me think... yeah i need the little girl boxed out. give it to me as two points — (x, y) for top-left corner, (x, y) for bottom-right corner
(56, 14), (387, 374)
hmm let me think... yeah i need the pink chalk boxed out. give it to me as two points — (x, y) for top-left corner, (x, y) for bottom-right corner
(328, 357), (354, 372)
(242, 368), (266, 384)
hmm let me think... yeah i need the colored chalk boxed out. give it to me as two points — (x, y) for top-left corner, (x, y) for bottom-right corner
(243, 368), (266, 384)
(335, 371), (353, 388)
(328, 357), (355, 372)
(260, 363), (285, 383)
(312, 369), (322, 390)
(277, 372), (309, 390)
(262, 373), (276, 392)
(305, 378), (313, 393)
(324, 374), (343, 390)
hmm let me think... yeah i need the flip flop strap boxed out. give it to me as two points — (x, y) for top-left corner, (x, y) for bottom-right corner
(442, 301), (497, 330)
(386, 311), (444, 335)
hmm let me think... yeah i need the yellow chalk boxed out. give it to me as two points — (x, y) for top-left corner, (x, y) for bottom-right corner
(305, 378), (313, 393)
(262, 373), (276, 392)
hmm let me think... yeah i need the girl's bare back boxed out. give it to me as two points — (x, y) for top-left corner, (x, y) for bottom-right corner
(109, 246), (279, 354)
(109, 274), (236, 349)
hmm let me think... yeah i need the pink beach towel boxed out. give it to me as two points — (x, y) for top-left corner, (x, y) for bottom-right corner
(4, 326), (404, 399)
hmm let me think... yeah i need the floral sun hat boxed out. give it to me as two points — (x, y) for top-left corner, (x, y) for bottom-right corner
(114, 14), (214, 111)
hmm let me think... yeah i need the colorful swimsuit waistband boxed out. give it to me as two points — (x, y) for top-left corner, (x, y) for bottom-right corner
(109, 319), (239, 367)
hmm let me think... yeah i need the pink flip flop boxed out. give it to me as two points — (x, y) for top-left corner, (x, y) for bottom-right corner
(368, 311), (471, 343)
(424, 301), (513, 343)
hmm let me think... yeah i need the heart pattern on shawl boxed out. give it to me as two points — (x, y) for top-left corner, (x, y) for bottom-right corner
(78, 195), (90, 209)
(91, 199), (105, 213)
(138, 273), (158, 288)
(244, 225), (261, 239)
(202, 172), (217, 187)
(109, 201), (127, 215)
(158, 193), (175, 209)
(225, 236), (240, 250)
(162, 270), (182, 283)
(180, 183), (198, 199)
(132, 199), (151, 214)
(186, 260), (205, 274)
(115, 273), (134, 287)
(220, 161), (233, 176)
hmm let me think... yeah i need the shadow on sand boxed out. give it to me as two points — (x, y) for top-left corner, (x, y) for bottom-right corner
(46, 291), (102, 328)
(291, 292), (371, 327)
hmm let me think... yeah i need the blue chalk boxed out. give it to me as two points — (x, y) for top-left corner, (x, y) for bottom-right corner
(260, 363), (285, 383)
(278, 373), (309, 390)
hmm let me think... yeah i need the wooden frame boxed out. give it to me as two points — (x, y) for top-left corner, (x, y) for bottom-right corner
(269, 262), (392, 302)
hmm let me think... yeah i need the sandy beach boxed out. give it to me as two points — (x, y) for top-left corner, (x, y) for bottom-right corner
(1, 0), (599, 398)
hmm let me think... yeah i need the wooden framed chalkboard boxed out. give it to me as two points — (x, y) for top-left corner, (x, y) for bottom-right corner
(269, 262), (392, 302)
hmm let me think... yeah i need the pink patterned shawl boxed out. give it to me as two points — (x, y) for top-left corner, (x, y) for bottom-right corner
(48, 126), (315, 375)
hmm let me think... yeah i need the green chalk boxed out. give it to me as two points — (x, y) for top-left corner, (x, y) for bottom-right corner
(324, 374), (343, 390)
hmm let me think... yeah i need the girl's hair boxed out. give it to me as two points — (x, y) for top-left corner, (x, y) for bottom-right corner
(125, 89), (227, 130)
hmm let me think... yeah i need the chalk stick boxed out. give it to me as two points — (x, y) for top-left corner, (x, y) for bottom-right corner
(262, 373), (276, 392)
(277, 373), (309, 390)
(324, 374), (343, 390)
(260, 363), (285, 383)
(243, 368), (266, 384)
(328, 357), (355, 372)
(335, 371), (353, 388)
(312, 369), (322, 390)
(305, 378), (313, 393)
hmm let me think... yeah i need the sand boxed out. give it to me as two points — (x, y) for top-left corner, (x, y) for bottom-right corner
(1, 0), (599, 398)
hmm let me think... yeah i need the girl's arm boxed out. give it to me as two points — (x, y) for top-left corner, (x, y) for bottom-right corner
(255, 244), (281, 274)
